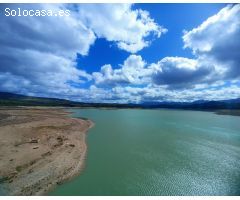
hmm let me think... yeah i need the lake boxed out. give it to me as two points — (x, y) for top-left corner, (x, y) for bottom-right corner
(50, 109), (240, 195)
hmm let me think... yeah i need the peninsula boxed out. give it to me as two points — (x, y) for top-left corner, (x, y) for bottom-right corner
(0, 107), (93, 195)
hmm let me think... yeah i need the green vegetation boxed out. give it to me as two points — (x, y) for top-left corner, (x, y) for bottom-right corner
(16, 166), (22, 172)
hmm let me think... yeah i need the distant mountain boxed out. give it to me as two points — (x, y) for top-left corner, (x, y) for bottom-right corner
(0, 92), (75, 107)
(220, 98), (240, 103)
(0, 92), (239, 110)
(0, 92), (139, 108)
(141, 99), (240, 110)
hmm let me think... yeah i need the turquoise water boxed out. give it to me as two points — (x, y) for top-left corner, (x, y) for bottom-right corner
(50, 109), (240, 195)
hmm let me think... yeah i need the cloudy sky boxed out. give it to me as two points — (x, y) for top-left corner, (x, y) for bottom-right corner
(0, 3), (239, 103)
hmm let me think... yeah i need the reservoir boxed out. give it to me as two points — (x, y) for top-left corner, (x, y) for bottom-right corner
(50, 109), (240, 195)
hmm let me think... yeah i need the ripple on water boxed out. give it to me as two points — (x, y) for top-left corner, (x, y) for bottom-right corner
(50, 109), (240, 195)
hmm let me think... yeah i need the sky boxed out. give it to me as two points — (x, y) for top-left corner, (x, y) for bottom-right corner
(0, 3), (239, 103)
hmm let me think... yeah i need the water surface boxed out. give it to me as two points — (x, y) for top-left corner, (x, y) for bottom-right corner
(50, 109), (240, 195)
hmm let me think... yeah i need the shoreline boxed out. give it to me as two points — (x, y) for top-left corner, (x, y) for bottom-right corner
(0, 107), (94, 195)
(67, 106), (240, 117)
(47, 114), (95, 196)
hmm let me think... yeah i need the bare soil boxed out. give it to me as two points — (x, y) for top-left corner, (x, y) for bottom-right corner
(0, 107), (93, 195)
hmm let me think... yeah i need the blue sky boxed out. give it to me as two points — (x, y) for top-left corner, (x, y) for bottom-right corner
(0, 4), (239, 103)
(77, 4), (226, 72)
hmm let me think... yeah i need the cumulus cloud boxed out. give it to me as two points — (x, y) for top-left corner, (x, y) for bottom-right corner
(93, 55), (214, 89)
(93, 55), (152, 86)
(0, 3), (166, 98)
(0, 4), (95, 96)
(111, 82), (240, 103)
(77, 4), (167, 53)
(79, 4), (240, 103)
(0, 3), (239, 103)
(183, 4), (240, 79)
(151, 57), (214, 88)
(0, 45), (92, 95)
(0, 4), (96, 57)
(92, 5), (240, 91)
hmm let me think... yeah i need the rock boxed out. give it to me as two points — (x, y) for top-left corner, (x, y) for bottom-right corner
(29, 138), (39, 143)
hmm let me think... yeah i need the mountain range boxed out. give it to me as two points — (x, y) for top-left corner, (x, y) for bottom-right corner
(0, 92), (240, 110)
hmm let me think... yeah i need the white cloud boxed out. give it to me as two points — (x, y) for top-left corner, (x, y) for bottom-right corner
(93, 55), (214, 89)
(183, 4), (240, 79)
(0, 46), (92, 95)
(0, 4), (96, 57)
(79, 4), (240, 103)
(77, 4), (167, 53)
(151, 57), (214, 88)
(0, 3), (167, 99)
(93, 55), (152, 86)
(1, 4), (239, 103)
(111, 83), (240, 103)
(0, 4), (95, 96)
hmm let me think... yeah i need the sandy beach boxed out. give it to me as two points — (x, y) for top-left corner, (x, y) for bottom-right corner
(0, 107), (93, 195)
